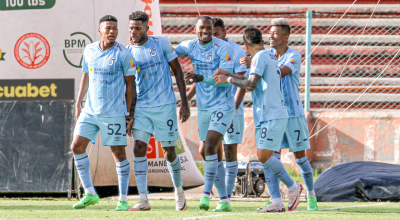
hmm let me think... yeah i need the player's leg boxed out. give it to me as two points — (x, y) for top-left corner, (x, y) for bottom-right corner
(201, 107), (235, 212)
(255, 119), (302, 213)
(128, 107), (153, 211)
(288, 116), (317, 211)
(71, 112), (100, 209)
(213, 142), (227, 204)
(99, 116), (131, 211)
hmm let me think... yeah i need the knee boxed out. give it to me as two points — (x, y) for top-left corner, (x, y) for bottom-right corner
(112, 148), (127, 161)
(163, 148), (177, 162)
(294, 150), (306, 159)
(70, 141), (85, 155)
(224, 145), (237, 162)
(257, 152), (271, 164)
(133, 141), (148, 157)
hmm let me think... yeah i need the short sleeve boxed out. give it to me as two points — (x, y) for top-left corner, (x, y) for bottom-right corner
(121, 50), (136, 77)
(282, 51), (301, 75)
(82, 48), (89, 73)
(233, 46), (248, 74)
(174, 40), (191, 56)
(249, 52), (266, 77)
(159, 36), (178, 62)
(218, 43), (234, 70)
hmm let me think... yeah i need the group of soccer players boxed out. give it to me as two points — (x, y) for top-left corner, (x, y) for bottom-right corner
(70, 11), (318, 213)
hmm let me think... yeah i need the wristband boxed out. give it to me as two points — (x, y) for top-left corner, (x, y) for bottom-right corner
(227, 77), (232, 84)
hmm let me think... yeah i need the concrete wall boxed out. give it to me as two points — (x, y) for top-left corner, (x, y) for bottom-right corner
(179, 108), (400, 170)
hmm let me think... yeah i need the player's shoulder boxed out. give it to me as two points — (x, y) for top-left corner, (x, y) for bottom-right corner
(179, 38), (198, 49)
(286, 47), (302, 59)
(213, 37), (231, 48)
(84, 41), (99, 53)
(227, 39), (242, 50)
(149, 35), (169, 43)
(114, 42), (132, 57)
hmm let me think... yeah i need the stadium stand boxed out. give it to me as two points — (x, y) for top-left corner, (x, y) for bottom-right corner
(162, 2), (400, 109)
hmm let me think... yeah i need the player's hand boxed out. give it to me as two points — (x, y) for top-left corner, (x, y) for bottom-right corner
(126, 116), (134, 137)
(184, 73), (196, 85)
(240, 56), (252, 68)
(179, 104), (190, 123)
(213, 74), (229, 85)
(75, 103), (82, 119)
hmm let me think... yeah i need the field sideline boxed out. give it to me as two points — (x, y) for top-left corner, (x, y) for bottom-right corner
(0, 198), (399, 219)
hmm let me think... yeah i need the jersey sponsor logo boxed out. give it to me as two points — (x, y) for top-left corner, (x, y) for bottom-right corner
(0, 49), (5, 61)
(14, 33), (50, 69)
(252, 60), (256, 68)
(108, 58), (114, 66)
(226, 54), (231, 61)
(192, 63), (197, 69)
(149, 48), (157, 56)
(290, 58), (295, 64)
(89, 68), (93, 74)
(93, 79), (97, 83)
(63, 32), (93, 68)
(130, 60), (135, 67)
(136, 66), (141, 72)
(170, 44), (174, 51)
(206, 53), (212, 62)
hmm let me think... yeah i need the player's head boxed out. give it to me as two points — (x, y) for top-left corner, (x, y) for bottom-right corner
(212, 18), (226, 40)
(270, 18), (290, 48)
(98, 15), (118, 44)
(129, 11), (149, 44)
(195, 15), (214, 44)
(243, 27), (264, 51)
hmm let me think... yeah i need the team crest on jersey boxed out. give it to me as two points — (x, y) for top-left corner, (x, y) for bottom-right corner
(206, 54), (212, 62)
(150, 48), (157, 57)
(108, 58), (114, 66)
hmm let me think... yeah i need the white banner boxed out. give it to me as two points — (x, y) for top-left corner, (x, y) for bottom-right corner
(0, 0), (204, 188)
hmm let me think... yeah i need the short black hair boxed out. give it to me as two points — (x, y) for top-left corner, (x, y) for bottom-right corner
(212, 18), (225, 31)
(99, 15), (118, 25)
(129, 11), (149, 23)
(196, 15), (214, 26)
(243, 27), (263, 46)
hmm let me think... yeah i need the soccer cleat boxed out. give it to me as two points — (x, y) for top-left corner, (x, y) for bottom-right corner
(307, 196), (318, 211)
(212, 201), (232, 212)
(128, 200), (151, 211)
(175, 192), (187, 211)
(257, 200), (272, 211)
(72, 193), (99, 209)
(115, 200), (129, 211)
(256, 202), (286, 213)
(199, 196), (210, 211)
(287, 183), (303, 211)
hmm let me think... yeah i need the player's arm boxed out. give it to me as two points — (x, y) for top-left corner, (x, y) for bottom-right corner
(186, 74), (230, 87)
(233, 71), (246, 111)
(213, 68), (246, 83)
(75, 72), (89, 119)
(280, 65), (292, 77)
(170, 58), (190, 123)
(121, 51), (137, 135)
(187, 84), (196, 101)
(281, 52), (301, 77)
(214, 68), (260, 90)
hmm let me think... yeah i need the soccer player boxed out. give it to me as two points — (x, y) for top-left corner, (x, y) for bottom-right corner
(213, 27), (303, 213)
(175, 16), (235, 212)
(71, 15), (136, 211)
(126, 11), (190, 211)
(257, 18), (318, 212)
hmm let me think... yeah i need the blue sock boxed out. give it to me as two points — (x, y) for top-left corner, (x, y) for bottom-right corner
(225, 161), (238, 198)
(214, 161), (228, 201)
(134, 156), (148, 199)
(167, 156), (183, 188)
(202, 154), (218, 198)
(264, 156), (295, 189)
(263, 154), (281, 200)
(74, 153), (94, 191)
(296, 156), (314, 192)
(116, 159), (130, 202)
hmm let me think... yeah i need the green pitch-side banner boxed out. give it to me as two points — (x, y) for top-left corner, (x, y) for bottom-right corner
(0, 0), (204, 188)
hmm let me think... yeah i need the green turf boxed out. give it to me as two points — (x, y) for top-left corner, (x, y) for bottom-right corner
(0, 198), (399, 219)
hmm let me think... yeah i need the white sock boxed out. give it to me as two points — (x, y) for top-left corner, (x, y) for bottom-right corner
(139, 193), (148, 201)
(202, 193), (211, 199)
(119, 194), (128, 202)
(307, 190), (316, 197)
(175, 186), (184, 194)
(287, 182), (299, 192)
(272, 198), (283, 206)
(84, 186), (96, 195)
(221, 198), (230, 204)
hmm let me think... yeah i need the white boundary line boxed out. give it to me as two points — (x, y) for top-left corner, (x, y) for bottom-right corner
(182, 202), (386, 220)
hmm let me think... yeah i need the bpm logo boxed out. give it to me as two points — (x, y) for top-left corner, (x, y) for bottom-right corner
(0, 49), (5, 61)
(14, 33), (50, 69)
(63, 32), (93, 68)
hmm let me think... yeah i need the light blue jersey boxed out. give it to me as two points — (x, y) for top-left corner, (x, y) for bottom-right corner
(227, 38), (247, 116)
(175, 37), (235, 110)
(246, 49), (288, 126)
(126, 36), (177, 108)
(272, 47), (304, 117)
(82, 41), (136, 117)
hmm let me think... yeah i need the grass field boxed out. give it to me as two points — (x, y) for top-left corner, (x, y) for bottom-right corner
(0, 198), (399, 219)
